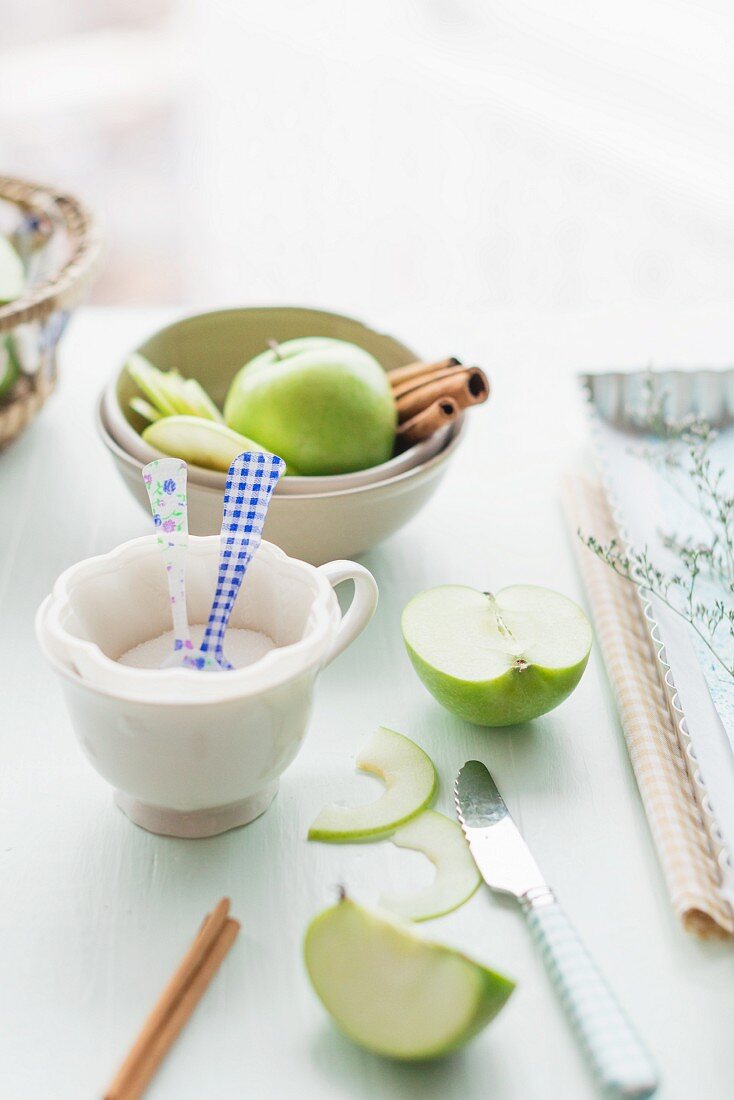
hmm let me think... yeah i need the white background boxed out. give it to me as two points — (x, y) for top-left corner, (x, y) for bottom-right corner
(3, 1), (734, 327)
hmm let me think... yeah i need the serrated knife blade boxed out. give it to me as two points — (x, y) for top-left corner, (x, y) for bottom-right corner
(455, 759), (547, 899)
(455, 760), (658, 1099)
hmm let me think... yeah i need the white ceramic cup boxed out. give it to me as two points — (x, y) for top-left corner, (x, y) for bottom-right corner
(36, 536), (378, 837)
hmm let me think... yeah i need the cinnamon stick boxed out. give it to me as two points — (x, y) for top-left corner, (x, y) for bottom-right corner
(396, 367), (489, 422)
(105, 900), (240, 1100)
(392, 365), (469, 399)
(119, 920), (240, 1100)
(396, 395), (459, 448)
(389, 356), (462, 391)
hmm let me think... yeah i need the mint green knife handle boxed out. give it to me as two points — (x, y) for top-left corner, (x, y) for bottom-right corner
(523, 892), (658, 1098)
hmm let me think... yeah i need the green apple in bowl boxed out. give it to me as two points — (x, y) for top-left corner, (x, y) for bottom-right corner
(402, 584), (592, 727)
(224, 337), (397, 476)
(304, 894), (514, 1060)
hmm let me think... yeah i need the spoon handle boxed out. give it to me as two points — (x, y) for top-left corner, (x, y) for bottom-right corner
(196, 451), (285, 670)
(142, 459), (193, 656)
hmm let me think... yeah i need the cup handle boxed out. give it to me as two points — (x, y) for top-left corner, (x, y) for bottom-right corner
(317, 560), (379, 667)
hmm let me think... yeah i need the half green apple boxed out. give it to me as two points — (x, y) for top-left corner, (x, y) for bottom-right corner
(304, 896), (514, 1060)
(402, 584), (592, 727)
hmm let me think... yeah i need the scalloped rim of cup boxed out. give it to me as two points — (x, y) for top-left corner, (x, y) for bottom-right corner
(96, 397), (466, 501)
(39, 536), (340, 705)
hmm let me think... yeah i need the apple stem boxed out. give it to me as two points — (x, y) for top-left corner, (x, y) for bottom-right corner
(336, 884), (347, 902)
(267, 338), (284, 360)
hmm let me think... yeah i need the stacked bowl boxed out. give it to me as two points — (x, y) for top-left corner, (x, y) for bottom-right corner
(98, 307), (467, 564)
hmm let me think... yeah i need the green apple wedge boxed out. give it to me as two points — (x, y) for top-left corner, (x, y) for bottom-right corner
(304, 894), (515, 1060)
(224, 337), (397, 476)
(143, 415), (298, 475)
(402, 584), (592, 727)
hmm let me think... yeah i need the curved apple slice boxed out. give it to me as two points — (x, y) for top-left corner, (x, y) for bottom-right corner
(304, 895), (515, 1060)
(308, 727), (437, 842)
(379, 811), (480, 922)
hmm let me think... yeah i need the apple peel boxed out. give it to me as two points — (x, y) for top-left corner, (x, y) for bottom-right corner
(379, 810), (480, 922)
(308, 727), (437, 842)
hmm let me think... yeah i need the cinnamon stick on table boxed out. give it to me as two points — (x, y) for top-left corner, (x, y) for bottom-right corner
(396, 366), (489, 423)
(396, 395), (460, 448)
(105, 899), (240, 1100)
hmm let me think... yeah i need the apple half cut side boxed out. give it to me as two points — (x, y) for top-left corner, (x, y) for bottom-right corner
(379, 810), (481, 922)
(304, 895), (515, 1060)
(402, 584), (593, 727)
(142, 416), (298, 476)
(307, 727), (437, 842)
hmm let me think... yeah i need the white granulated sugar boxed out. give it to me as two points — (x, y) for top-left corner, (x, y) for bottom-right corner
(118, 624), (276, 669)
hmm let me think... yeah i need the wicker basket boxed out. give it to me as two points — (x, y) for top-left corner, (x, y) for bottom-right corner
(0, 176), (102, 449)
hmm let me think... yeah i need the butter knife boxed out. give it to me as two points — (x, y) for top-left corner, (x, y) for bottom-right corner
(455, 760), (658, 1099)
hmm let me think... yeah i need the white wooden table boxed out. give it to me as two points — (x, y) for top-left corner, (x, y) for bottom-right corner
(2, 306), (733, 1100)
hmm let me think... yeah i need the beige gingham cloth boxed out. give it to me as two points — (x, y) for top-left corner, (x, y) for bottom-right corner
(562, 474), (734, 939)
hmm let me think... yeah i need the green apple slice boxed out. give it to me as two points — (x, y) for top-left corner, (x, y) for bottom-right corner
(129, 396), (162, 423)
(127, 352), (224, 422)
(308, 727), (437, 842)
(155, 370), (198, 416)
(0, 236), (24, 303)
(126, 353), (178, 416)
(182, 377), (224, 422)
(379, 811), (480, 922)
(304, 895), (515, 1060)
(143, 415), (295, 474)
(402, 584), (592, 727)
(156, 371), (216, 419)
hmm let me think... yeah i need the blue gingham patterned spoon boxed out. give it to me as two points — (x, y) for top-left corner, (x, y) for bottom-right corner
(142, 458), (195, 667)
(184, 451), (285, 671)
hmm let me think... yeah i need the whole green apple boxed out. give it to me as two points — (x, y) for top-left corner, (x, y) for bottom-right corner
(401, 584), (592, 727)
(223, 337), (396, 476)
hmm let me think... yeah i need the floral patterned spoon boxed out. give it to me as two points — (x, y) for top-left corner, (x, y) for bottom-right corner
(183, 450), (285, 671)
(142, 458), (195, 667)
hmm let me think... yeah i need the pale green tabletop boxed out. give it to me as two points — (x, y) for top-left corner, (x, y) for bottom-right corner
(1, 306), (732, 1100)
